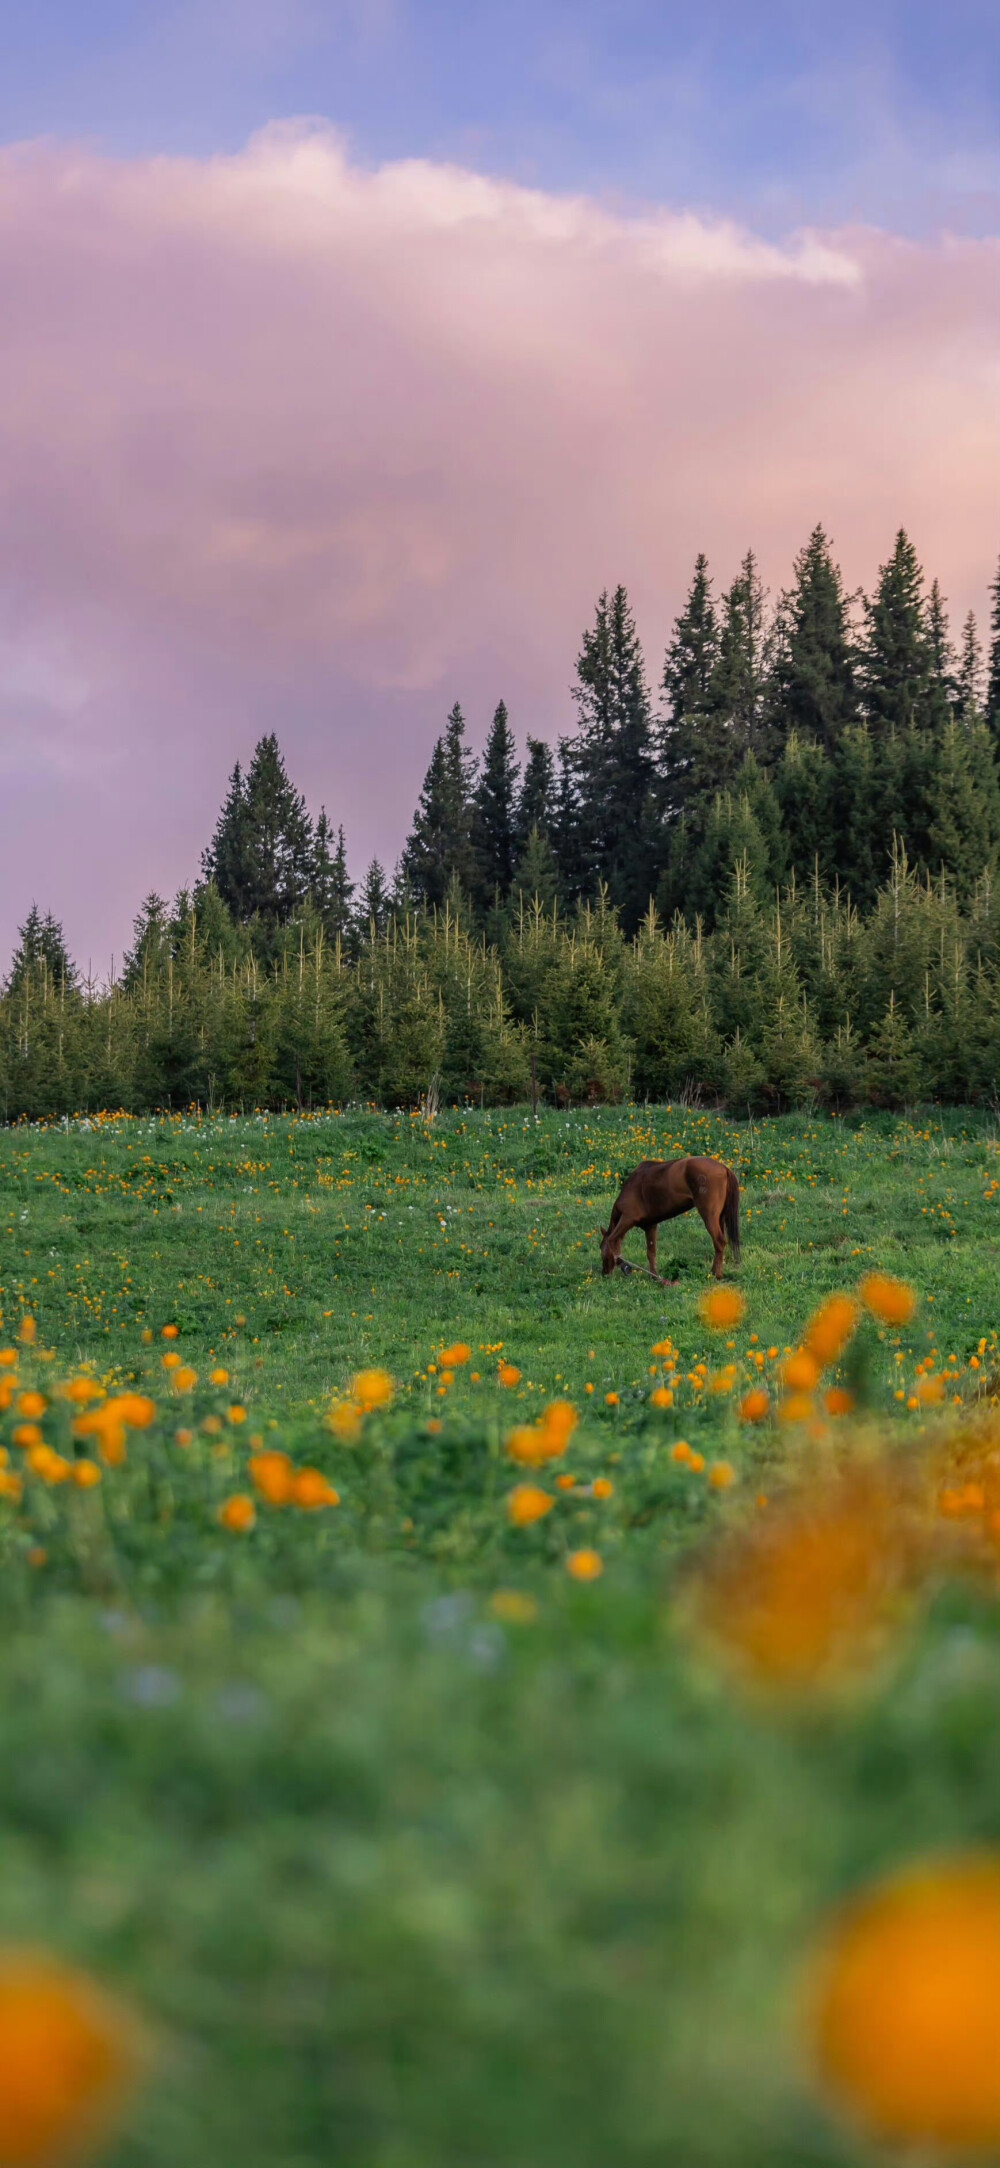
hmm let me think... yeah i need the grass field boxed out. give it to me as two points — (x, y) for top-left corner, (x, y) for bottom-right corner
(0, 1105), (998, 2167)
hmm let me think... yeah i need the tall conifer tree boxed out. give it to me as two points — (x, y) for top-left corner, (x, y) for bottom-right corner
(472, 700), (519, 904)
(860, 531), (941, 736)
(311, 812), (354, 943)
(567, 585), (654, 925)
(956, 611), (984, 724)
(202, 737), (313, 926)
(767, 525), (856, 753)
(403, 703), (478, 909)
(517, 738), (556, 848)
(657, 553), (722, 814)
(985, 559), (1000, 747)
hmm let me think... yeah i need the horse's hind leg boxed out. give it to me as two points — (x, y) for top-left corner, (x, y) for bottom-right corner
(644, 1222), (658, 1276)
(696, 1198), (726, 1278)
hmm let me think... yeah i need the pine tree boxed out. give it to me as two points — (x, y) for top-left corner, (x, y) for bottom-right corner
(985, 560), (1000, 747)
(860, 531), (940, 737)
(657, 553), (722, 814)
(767, 526), (856, 753)
(203, 737), (313, 926)
(925, 580), (957, 732)
(7, 905), (77, 994)
(472, 700), (519, 905)
(121, 894), (171, 990)
(311, 811), (354, 944)
(565, 585), (655, 926)
(511, 826), (560, 910)
(516, 737), (556, 849)
(403, 703), (478, 910)
(956, 611), (984, 724)
(711, 549), (768, 756)
(356, 860), (391, 941)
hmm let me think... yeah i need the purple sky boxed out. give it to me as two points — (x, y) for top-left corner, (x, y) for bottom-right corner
(1, 3), (997, 968)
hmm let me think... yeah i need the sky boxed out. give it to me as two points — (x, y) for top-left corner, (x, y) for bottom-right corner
(0, 0), (997, 965)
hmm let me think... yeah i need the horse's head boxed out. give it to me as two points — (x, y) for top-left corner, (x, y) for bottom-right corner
(598, 1223), (620, 1276)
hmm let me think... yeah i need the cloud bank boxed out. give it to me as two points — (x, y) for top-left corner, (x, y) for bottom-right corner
(0, 121), (995, 961)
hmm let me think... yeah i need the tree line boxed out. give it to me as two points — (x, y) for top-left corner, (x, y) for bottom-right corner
(4, 525), (1000, 1115)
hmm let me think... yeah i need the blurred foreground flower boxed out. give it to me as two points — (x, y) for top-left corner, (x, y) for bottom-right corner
(506, 1400), (578, 1468)
(438, 1343), (471, 1368)
(0, 1947), (141, 2165)
(508, 1484), (554, 1527)
(687, 1464), (922, 1693)
(803, 1294), (859, 1368)
(351, 1368), (394, 1412)
(809, 1854), (1000, 2150)
(860, 1272), (916, 1327)
(698, 1288), (746, 1330)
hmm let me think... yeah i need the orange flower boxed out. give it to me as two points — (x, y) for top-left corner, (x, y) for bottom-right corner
(691, 1467), (917, 1692)
(779, 1392), (815, 1424)
(860, 1272), (916, 1327)
(73, 1460), (102, 1489)
(18, 1318), (36, 1346)
(439, 1343), (471, 1368)
(291, 1468), (340, 1510)
(709, 1461), (736, 1490)
(810, 1855), (1000, 2148)
(918, 1376), (945, 1406)
(12, 1425), (42, 1451)
(219, 1493), (255, 1533)
(425, 1418), (443, 1435)
(227, 1406), (247, 1425)
(498, 1363), (521, 1388)
(825, 1387), (854, 1416)
(28, 1447), (72, 1485)
(688, 1451), (706, 1473)
(507, 1484), (554, 1527)
(651, 1339), (674, 1357)
(649, 1386), (674, 1409)
(172, 1367), (198, 1393)
(327, 1400), (363, 1441)
(161, 1323), (179, 1339)
(209, 1367), (229, 1386)
(782, 1349), (819, 1392)
(592, 1477), (614, 1500)
(0, 1948), (140, 2166)
(605, 1392), (620, 1407)
(739, 1388), (770, 1424)
(0, 1470), (23, 1503)
(106, 1394), (156, 1429)
(507, 1401), (577, 1467)
(16, 1393), (46, 1420)
(0, 1349), (19, 1368)
(248, 1450), (294, 1506)
(489, 1590), (538, 1623)
(175, 1429), (193, 1448)
(566, 1548), (603, 1581)
(698, 1287), (746, 1330)
(671, 1441), (693, 1465)
(63, 1378), (102, 1406)
(161, 1352), (181, 1371)
(804, 1293), (860, 1369)
(351, 1367), (394, 1412)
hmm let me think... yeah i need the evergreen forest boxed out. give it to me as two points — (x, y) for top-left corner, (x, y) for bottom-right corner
(5, 527), (1000, 1117)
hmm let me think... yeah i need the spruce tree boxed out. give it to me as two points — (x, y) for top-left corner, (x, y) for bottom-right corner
(711, 549), (768, 757)
(985, 559), (1000, 747)
(311, 812), (354, 944)
(472, 700), (519, 905)
(565, 584), (655, 926)
(517, 737), (556, 849)
(7, 905), (77, 994)
(657, 553), (722, 814)
(203, 737), (313, 926)
(925, 579), (957, 732)
(403, 703), (477, 909)
(121, 895), (170, 990)
(956, 611), (984, 724)
(357, 860), (391, 940)
(766, 525), (856, 753)
(860, 531), (940, 736)
(511, 826), (560, 911)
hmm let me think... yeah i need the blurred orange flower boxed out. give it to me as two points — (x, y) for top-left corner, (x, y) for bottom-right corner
(739, 1388), (770, 1424)
(352, 1368), (394, 1412)
(698, 1288), (746, 1330)
(0, 1948), (141, 2167)
(860, 1273), (916, 1327)
(566, 1548), (603, 1581)
(810, 1854), (1000, 2148)
(803, 1293), (860, 1368)
(508, 1484), (554, 1527)
(219, 1494), (255, 1533)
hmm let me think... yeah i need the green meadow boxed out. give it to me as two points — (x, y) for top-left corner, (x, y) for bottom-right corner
(0, 1105), (998, 2167)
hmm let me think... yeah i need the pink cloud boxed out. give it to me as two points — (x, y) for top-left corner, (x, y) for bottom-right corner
(0, 121), (995, 963)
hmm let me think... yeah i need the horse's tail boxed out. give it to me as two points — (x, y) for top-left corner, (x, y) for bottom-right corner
(723, 1166), (741, 1266)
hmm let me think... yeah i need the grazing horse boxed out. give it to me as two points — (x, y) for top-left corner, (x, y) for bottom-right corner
(599, 1157), (741, 1282)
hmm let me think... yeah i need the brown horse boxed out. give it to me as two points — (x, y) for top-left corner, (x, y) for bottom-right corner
(599, 1157), (741, 1281)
